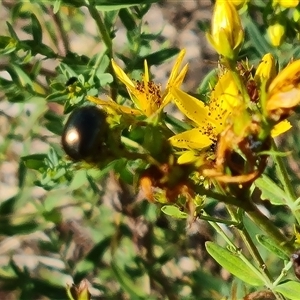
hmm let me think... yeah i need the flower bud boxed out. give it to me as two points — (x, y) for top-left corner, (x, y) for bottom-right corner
(267, 23), (285, 47)
(67, 280), (91, 300)
(254, 53), (277, 91)
(206, 0), (244, 60)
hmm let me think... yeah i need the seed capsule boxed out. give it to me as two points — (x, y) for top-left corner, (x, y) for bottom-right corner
(61, 106), (108, 162)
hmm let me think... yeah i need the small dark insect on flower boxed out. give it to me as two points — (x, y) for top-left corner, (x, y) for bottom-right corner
(65, 76), (78, 86)
(291, 249), (300, 280)
(61, 106), (108, 162)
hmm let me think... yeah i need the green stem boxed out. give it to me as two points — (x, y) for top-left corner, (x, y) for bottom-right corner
(87, 4), (118, 99)
(213, 182), (274, 283)
(212, 181), (294, 254)
(199, 211), (240, 227)
(227, 58), (251, 105)
(273, 261), (293, 287)
(203, 212), (269, 287)
(51, 9), (70, 55)
(272, 141), (300, 223)
(87, 5), (112, 55)
(226, 205), (273, 281)
(245, 199), (295, 254)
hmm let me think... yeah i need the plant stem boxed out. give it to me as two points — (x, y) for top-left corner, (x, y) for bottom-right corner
(203, 213), (269, 286)
(272, 140), (300, 223)
(213, 182), (274, 283)
(227, 58), (251, 105)
(87, 4), (118, 99)
(226, 205), (274, 281)
(199, 211), (240, 227)
(87, 5), (112, 56)
(245, 199), (294, 254)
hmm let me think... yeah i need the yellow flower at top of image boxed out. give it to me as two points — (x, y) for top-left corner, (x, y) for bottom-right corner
(110, 49), (188, 117)
(273, 0), (299, 8)
(206, 0), (244, 60)
(169, 70), (241, 164)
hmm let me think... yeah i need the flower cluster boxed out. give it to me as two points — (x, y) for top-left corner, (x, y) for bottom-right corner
(82, 1), (300, 210)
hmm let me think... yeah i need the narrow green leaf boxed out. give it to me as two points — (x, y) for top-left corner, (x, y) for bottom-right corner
(140, 48), (179, 66)
(243, 16), (273, 57)
(31, 14), (43, 44)
(255, 175), (287, 205)
(205, 241), (264, 286)
(94, 0), (158, 11)
(53, 0), (61, 14)
(6, 64), (34, 90)
(111, 263), (148, 298)
(161, 205), (188, 219)
(119, 8), (136, 31)
(256, 234), (289, 260)
(6, 22), (19, 41)
(274, 281), (300, 299)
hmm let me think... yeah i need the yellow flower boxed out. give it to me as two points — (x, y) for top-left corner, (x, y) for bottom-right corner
(273, 0), (299, 8)
(109, 49), (188, 117)
(169, 70), (241, 164)
(253, 53), (291, 137)
(206, 0), (244, 60)
(267, 59), (300, 120)
(267, 23), (285, 47)
(231, 0), (249, 8)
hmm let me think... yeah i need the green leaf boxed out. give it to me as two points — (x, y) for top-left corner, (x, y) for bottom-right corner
(31, 14), (43, 44)
(256, 234), (289, 260)
(161, 205), (188, 219)
(111, 263), (148, 299)
(53, 0), (61, 14)
(6, 22), (19, 41)
(255, 175), (287, 205)
(22, 154), (48, 170)
(6, 64), (34, 90)
(119, 8), (136, 31)
(205, 241), (264, 286)
(0, 36), (17, 55)
(274, 281), (300, 299)
(243, 16), (273, 57)
(94, 0), (158, 11)
(140, 48), (179, 67)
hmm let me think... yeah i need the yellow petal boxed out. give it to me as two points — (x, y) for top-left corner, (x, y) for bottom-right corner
(271, 120), (292, 137)
(86, 95), (141, 115)
(177, 150), (199, 165)
(171, 88), (210, 126)
(167, 49), (186, 87)
(144, 59), (150, 82)
(111, 59), (145, 112)
(268, 59), (300, 94)
(111, 59), (135, 89)
(169, 128), (213, 149)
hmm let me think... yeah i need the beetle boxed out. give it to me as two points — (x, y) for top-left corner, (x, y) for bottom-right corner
(61, 106), (108, 162)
